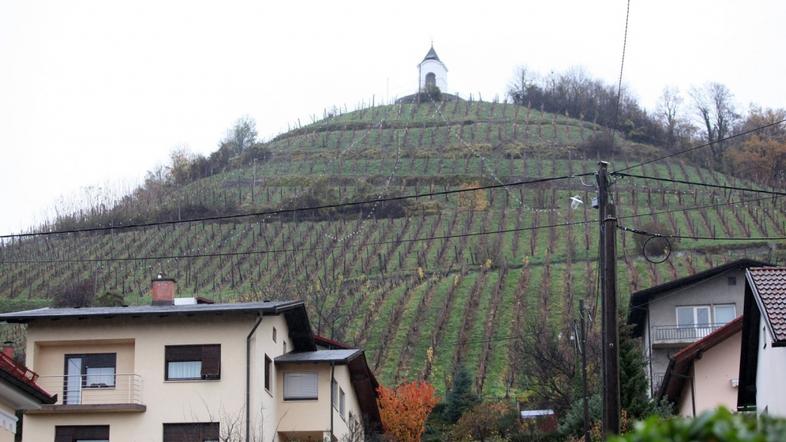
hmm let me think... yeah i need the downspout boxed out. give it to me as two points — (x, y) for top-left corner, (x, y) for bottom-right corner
(246, 314), (263, 442)
(690, 366), (696, 418)
(330, 361), (335, 441)
(647, 312), (654, 396)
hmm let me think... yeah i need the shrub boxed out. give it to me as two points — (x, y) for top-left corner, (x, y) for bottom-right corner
(610, 407), (786, 442)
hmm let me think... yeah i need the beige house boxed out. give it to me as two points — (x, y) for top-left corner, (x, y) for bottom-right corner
(658, 316), (742, 416)
(0, 276), (381, 442)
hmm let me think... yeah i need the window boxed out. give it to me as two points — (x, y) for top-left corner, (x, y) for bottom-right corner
(714, 304), (737, 325)
(272, 327), (277, 343)
(676, 305), (711, 327)
(728, 276), (737, 286)
(55, 425), (109, 442)
(339, 387), (346, 417)
(165, 345), (220, 380)
(283, 372), (318, 400)
(425, 72), (436, 89)
(64, 354), (116, 404)
(283, 341), (287, 354)
(163, 423), (219, 442)
(264, 354), (272, 392)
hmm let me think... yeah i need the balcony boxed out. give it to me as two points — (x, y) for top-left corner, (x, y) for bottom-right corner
(651, 323), (725, 346)
(27, 373), (145, 414)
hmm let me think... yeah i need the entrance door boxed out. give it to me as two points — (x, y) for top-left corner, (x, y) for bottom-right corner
(65, 357), (82, 405)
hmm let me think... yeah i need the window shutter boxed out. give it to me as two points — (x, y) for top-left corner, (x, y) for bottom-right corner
(201, 345), (221, 379)
(284, 372), (318, 399)
(163, 423), (219, 442)
(85, 353), (116, 369)
(166, 345), (202, 363)
(55, 425), (110, 442)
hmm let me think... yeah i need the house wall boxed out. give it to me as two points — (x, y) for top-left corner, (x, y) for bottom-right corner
(276, 363), (363, 440)
(0, 399), (15, 442)
(645, 269), (746, 385)
(756, 312), (786, 417)
(676, 329), (741, 416)
(250, 314), (291, 442)
(22, 314), (259, 442)
(419, 60), (447, 92)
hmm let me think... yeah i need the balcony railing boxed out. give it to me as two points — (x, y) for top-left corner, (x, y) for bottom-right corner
(652, 323), (725, 344)
(34, 373), (143, 408)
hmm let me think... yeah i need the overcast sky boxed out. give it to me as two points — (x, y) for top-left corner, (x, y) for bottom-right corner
(1, 0), (784, 234)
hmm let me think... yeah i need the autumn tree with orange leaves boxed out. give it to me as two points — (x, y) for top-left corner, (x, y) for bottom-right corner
(377, 381), (438, 442)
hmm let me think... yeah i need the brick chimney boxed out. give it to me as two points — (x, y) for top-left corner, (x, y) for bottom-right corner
(2, 341), (14, 359)
(151, 274), (176, 306)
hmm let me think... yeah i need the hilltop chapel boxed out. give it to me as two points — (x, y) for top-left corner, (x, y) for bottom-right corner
(397, 45), (462, 103)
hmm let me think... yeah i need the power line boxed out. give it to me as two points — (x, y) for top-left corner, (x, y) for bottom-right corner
(4, 191), (783, 264)
(613, 118), (786, 173)
(0, 173), (592, 240)
(0, 218), (594, 264)
(612, 172), (786, 198)
(617, 223), (786, 242)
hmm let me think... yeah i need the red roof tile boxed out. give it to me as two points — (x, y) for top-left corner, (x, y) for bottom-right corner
(0, 352), (55, 402)
(747, 267), (786, 343)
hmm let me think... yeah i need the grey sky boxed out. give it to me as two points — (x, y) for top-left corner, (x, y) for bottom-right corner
(1, 0), (784, 234)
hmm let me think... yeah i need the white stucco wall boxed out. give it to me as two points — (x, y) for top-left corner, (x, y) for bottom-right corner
(419, 59), (447, 92)
(756, 312), (786, 417)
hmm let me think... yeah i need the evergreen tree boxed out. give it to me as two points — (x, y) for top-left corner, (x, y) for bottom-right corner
(443, 366), (479, 423)
(619, 322), (671, 419)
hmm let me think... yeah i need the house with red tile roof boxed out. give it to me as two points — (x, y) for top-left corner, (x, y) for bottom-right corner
(0, 344), (56, 442)
(658, 317), (742, 417)
(738, 267), (786, 416)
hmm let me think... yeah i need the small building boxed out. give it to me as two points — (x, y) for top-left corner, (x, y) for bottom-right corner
(658, 317), (742, 416)
(0, 276), (381, 442)
(418, 45), (448, 93)
(627, 258), (768, 395)
(738, 267), (786, 416)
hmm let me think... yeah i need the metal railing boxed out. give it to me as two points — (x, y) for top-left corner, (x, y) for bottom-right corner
(36, 373), (143, 406)
(652, 323), (725, 343)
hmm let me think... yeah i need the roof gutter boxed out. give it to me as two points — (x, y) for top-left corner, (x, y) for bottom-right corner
(246, 314), (263, 442)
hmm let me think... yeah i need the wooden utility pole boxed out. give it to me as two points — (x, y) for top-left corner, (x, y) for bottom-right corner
(597, 161), (620, 436)
(578, 299), (591, 442)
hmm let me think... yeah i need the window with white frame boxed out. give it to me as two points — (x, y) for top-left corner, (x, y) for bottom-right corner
(283, 372), (318, 400)
(676, 305), (711, 327)
(714, 304), (736, 325)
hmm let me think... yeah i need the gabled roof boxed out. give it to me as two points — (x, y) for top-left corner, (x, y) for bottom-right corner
(658, 316), (742, 404)
(627, 259), (770, 336)
(746, 267), (786, 345)
(419, 46), (447, 69)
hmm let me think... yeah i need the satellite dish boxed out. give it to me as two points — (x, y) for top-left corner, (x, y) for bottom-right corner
(570, 196), (584, 209)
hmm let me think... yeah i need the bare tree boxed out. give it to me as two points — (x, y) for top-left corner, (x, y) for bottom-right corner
(656, 86), (683, 148)
(690, 83), (739, 158)
(223, 116), (258, 152)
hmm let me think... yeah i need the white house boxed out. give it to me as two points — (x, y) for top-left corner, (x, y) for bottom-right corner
(738, 267), (786, 416)
(418, 46), (447, 93)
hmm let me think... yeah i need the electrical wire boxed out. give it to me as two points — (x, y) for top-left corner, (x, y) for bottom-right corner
(617, 223), (786, 242)
(4, 189), (783, 264)
(612, 172), (786, 198)
(0, 218), (594, 264)
(613, 118), (786, 173)
(0, 173), (592, 240)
